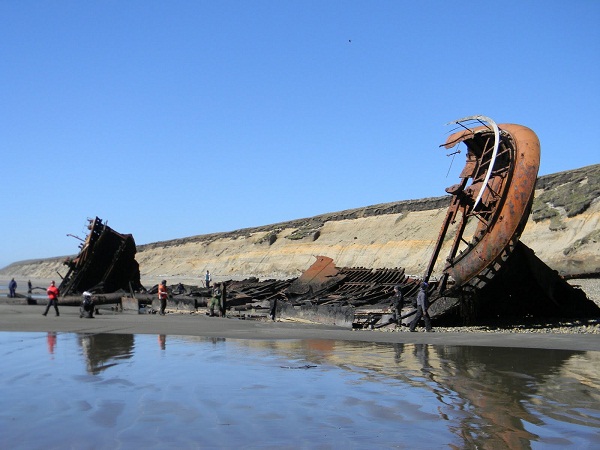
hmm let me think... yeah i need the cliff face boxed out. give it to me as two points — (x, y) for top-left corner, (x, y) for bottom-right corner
(3, 164), (599, 284)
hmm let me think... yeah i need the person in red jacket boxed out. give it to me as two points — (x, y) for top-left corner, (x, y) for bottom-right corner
(43, 280), (60, 317)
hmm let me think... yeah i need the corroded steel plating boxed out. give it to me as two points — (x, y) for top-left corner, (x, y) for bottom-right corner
(424, 116), (541, 291)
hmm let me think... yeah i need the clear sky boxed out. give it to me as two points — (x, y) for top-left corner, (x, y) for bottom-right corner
(1, 1), (599, 269)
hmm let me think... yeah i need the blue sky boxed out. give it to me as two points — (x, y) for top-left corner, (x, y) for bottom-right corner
(1, 1), (599, 269)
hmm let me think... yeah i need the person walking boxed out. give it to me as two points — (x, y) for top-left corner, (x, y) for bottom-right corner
(158, 280), (168, 315)
(269, 298), (278, 321)
(26, 279), (33, 304)
(205, 270), (211, 288)
(8, 278), (17, 297)
(43, 280), (60, 317)
(409, 282), (432, 332)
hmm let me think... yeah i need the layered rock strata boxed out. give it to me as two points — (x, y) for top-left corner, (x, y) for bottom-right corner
(2, 165), (599, 285)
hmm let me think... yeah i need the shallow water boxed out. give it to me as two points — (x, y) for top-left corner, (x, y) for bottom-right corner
(1, 332), (599, 449)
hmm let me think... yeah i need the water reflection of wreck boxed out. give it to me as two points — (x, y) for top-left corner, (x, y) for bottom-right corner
(78, 333), (135, 375)
(238, 338), (597, 448)
(59, 217), (143, 297)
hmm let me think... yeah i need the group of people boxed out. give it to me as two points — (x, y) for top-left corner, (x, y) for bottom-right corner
(157, 271), (224, 317)
(38, 280), (94, 318)
(204, 271), (228, 317)
(7, 279), (34, 298)
(4, 278), (61, 317)
(35, 271), (216, 319)
(389, 281), (433, 332)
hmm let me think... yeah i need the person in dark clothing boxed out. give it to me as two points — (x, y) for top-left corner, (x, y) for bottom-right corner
(219, 283), (227, 317)
(269, 298), (278, 321)
(389, 285), (403, 324)
(8, 278), (17, 297)
(409, 282), (432, 332)
(8, 278), (17, 298)
(80, 291), (95, 318)
(26, 280), (33, 304)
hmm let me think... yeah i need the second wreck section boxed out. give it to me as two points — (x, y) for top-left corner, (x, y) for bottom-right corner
(59, 217), (143, 297)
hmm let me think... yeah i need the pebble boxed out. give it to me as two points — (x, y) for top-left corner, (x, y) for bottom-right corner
(375, 319), (600, 334)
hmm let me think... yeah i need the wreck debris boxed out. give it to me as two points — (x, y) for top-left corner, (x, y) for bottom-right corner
(139, 257), (425, 327)
(59, 217), (143, 297)
(286, 256), (344, 296)
(285, 256), (420, 307)
(279, 257), (434, 327)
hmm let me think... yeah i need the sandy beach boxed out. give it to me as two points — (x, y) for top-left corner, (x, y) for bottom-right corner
(2, 276), (600, 352)
(1, 303), (599, 352)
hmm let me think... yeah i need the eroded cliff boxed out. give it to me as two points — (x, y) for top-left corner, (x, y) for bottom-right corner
(2, 164), (599, 285)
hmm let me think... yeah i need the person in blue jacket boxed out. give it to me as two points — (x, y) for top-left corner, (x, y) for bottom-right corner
(8, 278), (17, 297)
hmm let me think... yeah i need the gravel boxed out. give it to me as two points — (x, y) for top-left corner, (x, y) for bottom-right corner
(378, 319), (600, 335)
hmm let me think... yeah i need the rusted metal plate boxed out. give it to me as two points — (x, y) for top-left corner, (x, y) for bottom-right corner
(443, 123), (540, 287)
(286, 255), (345, 295)
(424, 117), (541, 292)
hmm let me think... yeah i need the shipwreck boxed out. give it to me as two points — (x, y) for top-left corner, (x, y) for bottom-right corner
(53, 117), (599, 327)
(273, 116), (598, 326)
(212, 116), (597, 326)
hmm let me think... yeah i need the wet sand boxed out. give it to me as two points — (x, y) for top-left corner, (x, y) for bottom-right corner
(1, 303), (599, 351)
